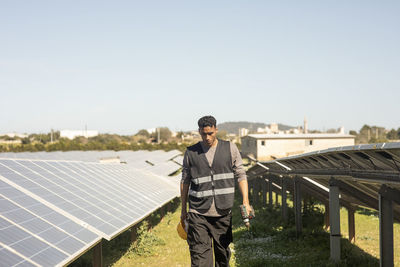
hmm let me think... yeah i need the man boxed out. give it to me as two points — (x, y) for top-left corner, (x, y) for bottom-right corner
(180, 115), (252, 267)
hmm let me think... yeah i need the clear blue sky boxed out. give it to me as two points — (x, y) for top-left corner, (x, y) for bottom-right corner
(1, 1), (399, 134)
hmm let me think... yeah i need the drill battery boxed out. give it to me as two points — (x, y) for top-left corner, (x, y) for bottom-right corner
(239, 205), (255, 228)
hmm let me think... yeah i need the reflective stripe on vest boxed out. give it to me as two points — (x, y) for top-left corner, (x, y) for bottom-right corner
(189, 187), (235, 198)
(191, 172), (234, 185)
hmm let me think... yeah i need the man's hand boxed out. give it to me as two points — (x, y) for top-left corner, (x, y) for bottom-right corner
(242, 202), (253, 216)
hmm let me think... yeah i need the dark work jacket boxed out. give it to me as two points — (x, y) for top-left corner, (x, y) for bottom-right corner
(186, 139), (235, 211)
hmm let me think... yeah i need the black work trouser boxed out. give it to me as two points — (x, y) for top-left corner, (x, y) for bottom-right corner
(187, 212), (232, 267)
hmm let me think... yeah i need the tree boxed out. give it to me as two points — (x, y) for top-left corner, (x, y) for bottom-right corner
(349, 130), (357, 136)
(21, 137), (31, 145)
(387, 129), (397, 140)
(357, 125), (372, 144)
(387, 128), (400, 140)
(151, 127), (172, 142)
(360, 125), (371, 132)
(176, 131), (184, 139)
(216, 130), (228, 140)
(136, 129), (150, 137)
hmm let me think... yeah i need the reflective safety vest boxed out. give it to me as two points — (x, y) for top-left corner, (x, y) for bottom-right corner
(186, 140), (235, 211)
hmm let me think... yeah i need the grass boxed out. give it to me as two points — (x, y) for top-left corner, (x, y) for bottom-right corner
(232, 192), (382, 267)
(69, 193), (400, 267)
(110, 203), (191, 267)
(339, 207), (400, 264)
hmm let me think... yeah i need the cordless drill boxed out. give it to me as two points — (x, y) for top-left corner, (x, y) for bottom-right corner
(239, 205), (255, 229)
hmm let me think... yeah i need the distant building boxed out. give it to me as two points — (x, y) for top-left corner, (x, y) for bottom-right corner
(3, 133), (28, 138)
(270, 123), (279, 133)
(304, 117), (308, 134)
(238, 128), (249, 137)
(60, 130), (98, 139)
(241, 133), (355, 161)
(147, 128), (156, 134)
(0, 139), (22, 144)
(257, 126), (269, 133)
(0, 133), (27, 144)
(257, 123), (280, 134)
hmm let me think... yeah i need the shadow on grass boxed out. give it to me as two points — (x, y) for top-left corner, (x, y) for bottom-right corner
(232, 194), (379, 267)
(356, 207), (379, 217)
(68, 197), (181, 267)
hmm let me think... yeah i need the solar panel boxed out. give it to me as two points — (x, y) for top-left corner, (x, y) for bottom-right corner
(247, 142), (400, 220)
(0, 216), (68, 266)
(0, 150), (182, 265)
(0, 150), (184, 179)
(172, 155), (184, 166)
(0, 179), (100, 266)
(0, 245), (36, 267)
(149, 161), (182, 177)
(0, 159), (179, 240)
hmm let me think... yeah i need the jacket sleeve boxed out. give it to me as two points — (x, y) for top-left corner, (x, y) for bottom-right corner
(181, 150), (192, 185)
(230, 142), (247, 183)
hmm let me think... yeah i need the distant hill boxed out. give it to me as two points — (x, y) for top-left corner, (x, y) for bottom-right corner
(218, 121), (296, 134)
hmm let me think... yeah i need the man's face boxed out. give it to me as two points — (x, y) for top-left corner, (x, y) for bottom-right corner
(199, 126), (218, 147)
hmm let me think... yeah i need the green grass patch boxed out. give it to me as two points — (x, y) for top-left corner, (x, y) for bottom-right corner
(232, 192), (379, 267)
(69, 193), (400, 266)
(127, 221), (166, 257)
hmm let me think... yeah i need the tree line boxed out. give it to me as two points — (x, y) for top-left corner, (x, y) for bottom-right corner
(0, 129), (193, 153)
(349, 125), (400, 144)
(2, 124), (398, 153)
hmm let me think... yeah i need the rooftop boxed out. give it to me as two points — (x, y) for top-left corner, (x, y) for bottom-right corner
(246, 133), (355, 139)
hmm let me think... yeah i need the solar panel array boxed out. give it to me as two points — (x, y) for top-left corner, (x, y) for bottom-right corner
(247, 142), (400, 265)
(248, 142), (400, 215)
(0, 150), (183, 266)
(0, 150), (183, 177)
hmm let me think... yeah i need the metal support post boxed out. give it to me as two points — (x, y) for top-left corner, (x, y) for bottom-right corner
(248, 180), (252, 200)
(275, 190), (279, 206)
(348, 207), (355, 243)
(93, 240), (103, 267)
(147, 217), (152, 231)
(262, 178), (267, 206)
(282, 178), (288, 223)
(294, 176), (302, 235)
(160, 205), (165, 221)
(255, 178), (260, 206)
(379, 187), (394, 267)
(303, 197), (310, 213)
(268, 178), (273, 209)
(131, 225), (137, 243)
(324, 204), (330, 230)
(251, 180), (257, 205)
(165, 201), (170, 213)
(329, 178), (341, 262)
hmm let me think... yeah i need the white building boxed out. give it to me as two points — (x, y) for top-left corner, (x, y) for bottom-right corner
(238, 128), (249, 137)
(257, 123), (280, 134)
(3, 133), (28, 138)
(241, 133), (355, 161)
(60, 130), (98, 140)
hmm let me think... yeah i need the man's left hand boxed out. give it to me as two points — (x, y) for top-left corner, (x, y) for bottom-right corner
(243, 202), (253, 216)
